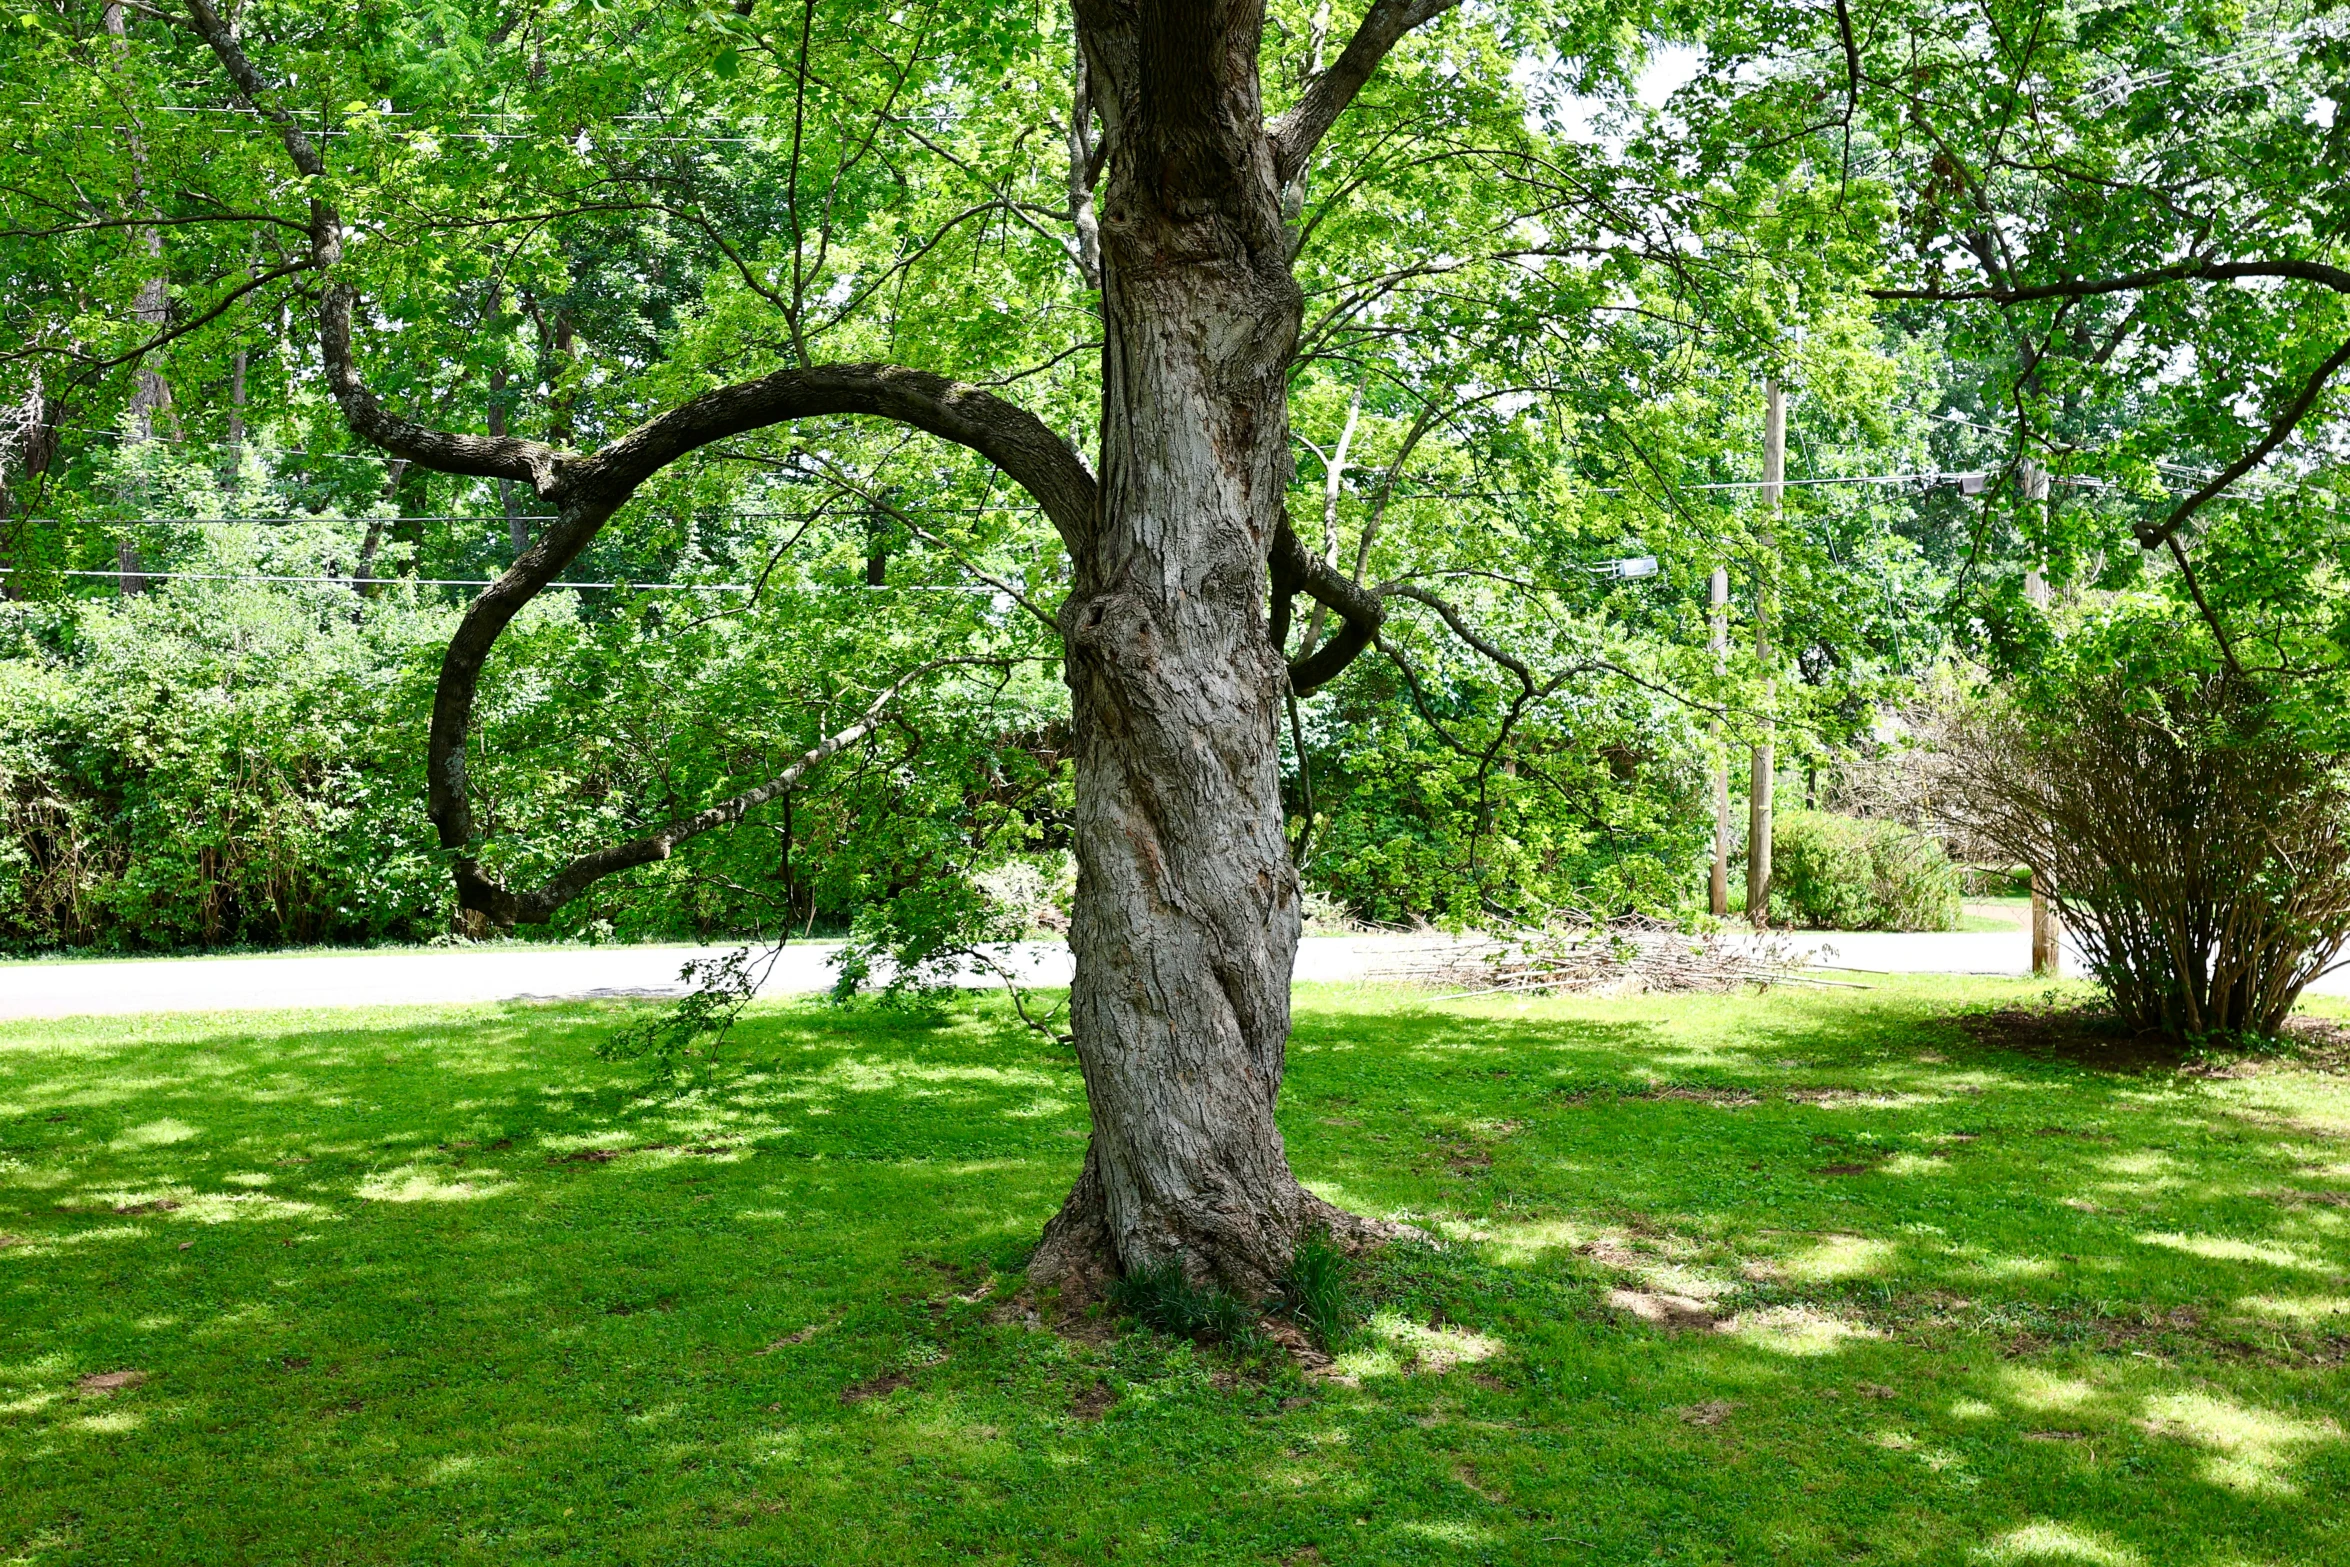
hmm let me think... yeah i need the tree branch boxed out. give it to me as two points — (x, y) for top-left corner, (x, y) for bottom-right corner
(569, 364), (1097, 549)
(1269, 0), (1461, 186)
(29, 259), (314, 374)
(1381, 581), (1536, 696)
(2137, 333), (2350, 552)
(484, 658), (1007, 925)
(189, 0), (1103, 931)
(1871, 256), (2350, 304)
(1270, 513), (1383, 695)
(319, 285), (563, 487)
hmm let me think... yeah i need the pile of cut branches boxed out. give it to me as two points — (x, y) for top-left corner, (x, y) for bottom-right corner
(1372, 915), (1833, 999)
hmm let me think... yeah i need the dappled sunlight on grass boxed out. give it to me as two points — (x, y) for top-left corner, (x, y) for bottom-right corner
(2135, 1231), (2328, 1271)
(1330, 1309), (1503, 1380)
(354, 1166), (517, 1203)
(1973, 1520), (2145, 1565)
(2236, 1293), (2350, 1324)
(2138, 1390), (2343, 1496)
(1713, 1302), (1882, 1356)
(1782, 1232), (1897, 1282)
(1, 976), (2347, 1563)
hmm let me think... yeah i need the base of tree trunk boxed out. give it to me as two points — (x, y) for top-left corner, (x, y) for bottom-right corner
(1027, 1143), (1417, 1304)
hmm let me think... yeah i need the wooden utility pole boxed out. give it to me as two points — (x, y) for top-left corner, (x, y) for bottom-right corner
(1747, 377), (1783, 925)
(106, 0), (163, 596)
(2023, 461), (2060, 976)
(1709, 563), (1730, 916)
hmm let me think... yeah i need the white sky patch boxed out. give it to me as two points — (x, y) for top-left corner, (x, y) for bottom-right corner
(1522, 40), (1706, 145)
(1636, 43), (1705, 108)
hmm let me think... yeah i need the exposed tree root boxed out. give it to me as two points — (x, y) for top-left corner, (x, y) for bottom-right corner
(1026, 1147), (1418, 1307)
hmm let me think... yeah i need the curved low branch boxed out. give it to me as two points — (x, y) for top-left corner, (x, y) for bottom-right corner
(1269, 0), (1462, 187)
(191, 0), (1106, 928)
(1271, 514), (1384, 695)
(466, 659), (987, 927)
(568, 365), (1096, 550)
(424, 362), (1094, 919)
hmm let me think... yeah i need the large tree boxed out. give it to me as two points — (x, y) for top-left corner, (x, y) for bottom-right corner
(154, 0), (1524, 1295)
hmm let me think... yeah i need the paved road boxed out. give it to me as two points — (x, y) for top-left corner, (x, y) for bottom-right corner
(0, 923), (2115, 1023)
(0, 935), (1439, 1022)
(8, 920), (2335, 1022)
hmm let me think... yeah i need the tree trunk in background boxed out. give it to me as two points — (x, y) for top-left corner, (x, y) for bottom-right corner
(489, 370), (526, 556)
(0, 381), (55, 601)
(1709, 564), (1729, 916)
(1746, 378), (1782, 925)
(1029, 0), (1378, 1297)
(2023, 462), (2060, 976)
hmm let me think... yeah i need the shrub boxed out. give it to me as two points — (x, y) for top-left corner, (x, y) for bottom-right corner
(1767, 809), (1962, 931)
(1935, 663), (2350, 1039)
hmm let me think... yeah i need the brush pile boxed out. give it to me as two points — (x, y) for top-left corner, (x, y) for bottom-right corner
(1371, 914), (1827, 998)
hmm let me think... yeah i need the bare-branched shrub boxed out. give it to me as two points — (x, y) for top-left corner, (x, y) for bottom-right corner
(1935, 674), (2350, 1038)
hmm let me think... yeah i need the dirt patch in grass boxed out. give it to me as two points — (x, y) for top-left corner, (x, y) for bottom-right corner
(839, 1371), (915, 1405)
(1068, 1380), (1115, 1422)
(76, 1370), (147, 1394)
(1639, 1085), (1761, 1108)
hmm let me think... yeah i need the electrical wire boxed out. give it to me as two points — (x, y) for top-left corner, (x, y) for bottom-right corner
(0, 567), (1003, 594)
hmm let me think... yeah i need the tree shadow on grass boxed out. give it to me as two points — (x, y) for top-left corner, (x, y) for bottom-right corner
(1258, 981), (2350, 1564)
(2, 984), (2346, 1565)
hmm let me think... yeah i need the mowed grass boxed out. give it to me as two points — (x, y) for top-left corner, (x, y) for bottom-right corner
(3, 980), (2348, 1566)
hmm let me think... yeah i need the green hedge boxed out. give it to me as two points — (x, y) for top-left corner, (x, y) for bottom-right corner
(1768, 809), (1961, 932)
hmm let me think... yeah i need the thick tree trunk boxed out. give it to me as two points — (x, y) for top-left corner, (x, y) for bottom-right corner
(1030, 3), (1383, 1299)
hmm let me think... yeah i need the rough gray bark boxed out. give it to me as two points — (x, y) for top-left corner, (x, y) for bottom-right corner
(1026, 0), (1420, 1298)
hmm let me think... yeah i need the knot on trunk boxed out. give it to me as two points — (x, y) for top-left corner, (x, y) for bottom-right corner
(1060, 589), (1155, 659)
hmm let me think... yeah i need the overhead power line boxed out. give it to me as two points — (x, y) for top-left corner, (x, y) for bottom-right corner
(0, 567), (1006, 594)
(20, 99), (766, 147)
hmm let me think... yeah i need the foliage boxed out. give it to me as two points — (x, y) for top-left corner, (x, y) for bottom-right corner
(0, 573), (451, 952)
(0, 0), (1982, 944)
(1768, 809), (1962, 933)
(592, 943), (779, 1086)
(6, 980), (2347, 1561)
(4, 0), (2345, 949)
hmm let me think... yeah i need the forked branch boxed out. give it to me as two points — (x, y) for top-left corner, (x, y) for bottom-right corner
(1270, 0), (1462, 186)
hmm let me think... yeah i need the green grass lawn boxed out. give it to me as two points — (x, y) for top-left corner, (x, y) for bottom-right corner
(4, 980), (2347, 1565)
